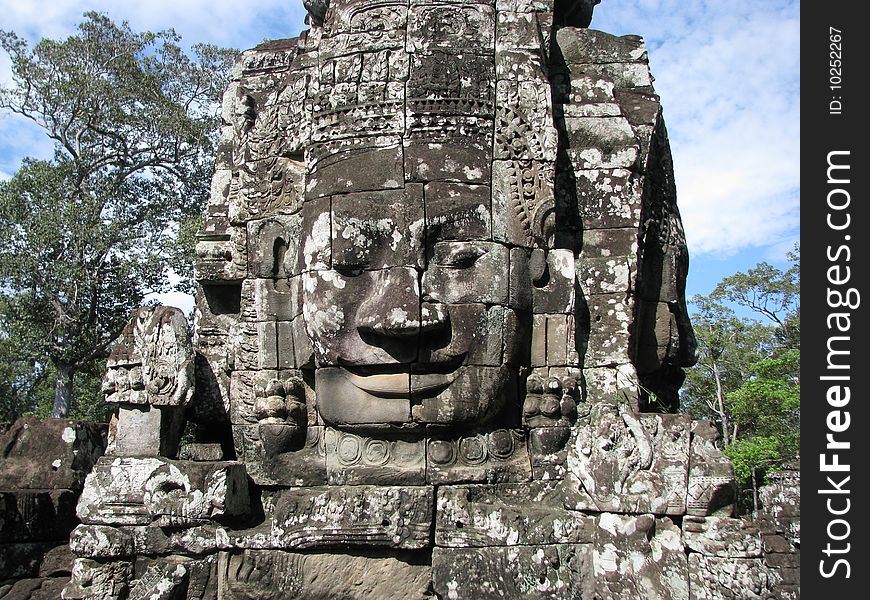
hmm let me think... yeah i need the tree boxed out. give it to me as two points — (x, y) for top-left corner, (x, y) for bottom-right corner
(682, 297), (773, 446)
(683, 246), (800, 509)
(0, 13), (236, 417)
(711, 246), (800, 349)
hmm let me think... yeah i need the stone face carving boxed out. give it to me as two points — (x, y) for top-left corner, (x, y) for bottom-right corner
(102, 306), (195, 458)
(102, 307), (194, 408)
(59, 2), (799, 599)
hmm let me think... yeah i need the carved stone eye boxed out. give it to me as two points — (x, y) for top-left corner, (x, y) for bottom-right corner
(333, 264), (364, 277)
(432, 241), (486, 268)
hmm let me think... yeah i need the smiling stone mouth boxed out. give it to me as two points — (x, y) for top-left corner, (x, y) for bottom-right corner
(342, 355), (465, 397)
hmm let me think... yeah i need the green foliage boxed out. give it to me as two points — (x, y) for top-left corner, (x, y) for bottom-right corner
(728, 348), (800, 460)
(0, 13), (236, 417)
(0, 330), (51, 422)
(683, 246), (799, 507)
(724, 436), (781, 483)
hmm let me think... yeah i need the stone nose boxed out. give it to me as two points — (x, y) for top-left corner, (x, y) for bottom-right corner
(356, 267), (422, 338)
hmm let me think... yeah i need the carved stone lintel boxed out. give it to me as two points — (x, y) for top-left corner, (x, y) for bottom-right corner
(77, 457), (249, 528)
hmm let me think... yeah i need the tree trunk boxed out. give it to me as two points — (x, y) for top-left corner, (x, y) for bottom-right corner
(713, 361), (730, 447)
(751, 469), (759, 512)
(52, 362), (74, 418)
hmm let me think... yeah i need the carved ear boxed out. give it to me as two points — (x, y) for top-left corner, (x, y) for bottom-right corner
(531, 198), (556, 249)
(529, 248), (548, 286)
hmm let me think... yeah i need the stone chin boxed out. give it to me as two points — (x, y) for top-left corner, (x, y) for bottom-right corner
(315, 363), (515, 433)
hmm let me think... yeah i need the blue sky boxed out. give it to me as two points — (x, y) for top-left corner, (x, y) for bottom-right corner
(0, 0), (799, 310)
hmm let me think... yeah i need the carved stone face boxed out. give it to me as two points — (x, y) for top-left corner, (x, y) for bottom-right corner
(288, 0), (556, 432)
(301, 178), (530, 431)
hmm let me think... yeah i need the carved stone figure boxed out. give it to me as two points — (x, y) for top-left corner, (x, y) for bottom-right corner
(63, 2), (799, 598)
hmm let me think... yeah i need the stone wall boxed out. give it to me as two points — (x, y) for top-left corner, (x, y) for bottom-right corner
(0, 418), (106, 599)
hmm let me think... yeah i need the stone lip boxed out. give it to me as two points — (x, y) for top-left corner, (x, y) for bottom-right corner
(341, 355), (466, 398)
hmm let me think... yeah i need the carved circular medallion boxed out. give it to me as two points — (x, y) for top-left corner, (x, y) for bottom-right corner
(337, 434), (362, 465)
(487, 429), (515, 459)
(363, 439), (391, 466)
(428, 440), (455, 466)
(459, 436), (488, 465)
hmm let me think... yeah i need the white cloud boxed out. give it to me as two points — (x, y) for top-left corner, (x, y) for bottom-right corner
(0, 1), (307, 50)
(595, 0), (799, 257)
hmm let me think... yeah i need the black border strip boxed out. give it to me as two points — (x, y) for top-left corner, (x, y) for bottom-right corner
(803, 3), (869, 596)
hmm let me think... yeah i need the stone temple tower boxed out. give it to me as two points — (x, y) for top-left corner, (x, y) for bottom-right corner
(64, 1), (799, 598)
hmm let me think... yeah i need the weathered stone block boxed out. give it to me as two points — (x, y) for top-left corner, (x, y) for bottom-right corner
(576, 292), (634, 367)
(545, 314), (571, 365)
(63, 558), (133, 600)
(246, 214), (303, 279)
(528, 426), (571, 480)
(195, 227), (248, 283)
(113, 405), (184, 458)
(532, 249), (576, 314)
(565, 116), (639, 170)
(578, 255), (634, 296)
(404, 142), (491, 184)
(103, 306), (195, 409)
(683, 517), (762, 558)
(307, 145), (404, 199)
(331, 187), (425, 270)
(560, 71), (617, 104)
(418, 304), (506, 367)
(408, 3), (495, 52)
(572, 168), (643, 230)
(0, 417), (105, 491)
(218, 549), (432, 599)
(615, 89), (662, 126)
(255, 485), (433, 550)
(178, 443), (224, 462)
(0, 489), (79, 542)
(411, 366), (516, 427)
(423, 243), (509, 305)
(688, 554), (782, 600)
(581, 363), (639, 404)
(566, 407), (690, 515)
(77, 457), (249, 527)
(687, 421), (736, 517)
(239, 277), (301, 322)
(69, 525), (136, 559)
(556, 29), (648, 64)
(316, 366), (411, 426)
(39, 543), (75, 577)
(496, 10), (540, 51)
(425, 181), (492, 241)
(127, 560), (189, 600)
(432, 544), (592, 599)
(758, 465), (800, 547)
(593, 514), (688, 600)
(581, 226), (639, 258)
(529, 314), (577, 368)
(561, 100), (622, 118)
(297, 195), (331, 272)
(232, 424), (327, 487)
(0, 542), (60, 579)
(324, 429), (426, 485)
(436, 482), (593, 547)
(426, 429), (530, 484)
(233, 321), (278, 371)
(493, 161), (533, 247)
